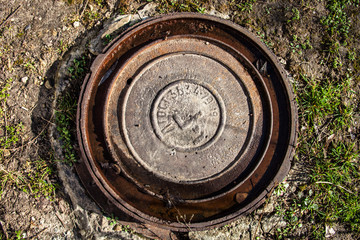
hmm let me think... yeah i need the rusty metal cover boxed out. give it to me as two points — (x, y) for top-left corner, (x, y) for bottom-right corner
(76, 13), (297, 231)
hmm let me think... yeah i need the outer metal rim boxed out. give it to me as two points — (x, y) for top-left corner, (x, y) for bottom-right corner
(76, 13), (297, 231)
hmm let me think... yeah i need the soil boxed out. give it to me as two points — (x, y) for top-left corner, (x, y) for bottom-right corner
(0, 0), (359, 239)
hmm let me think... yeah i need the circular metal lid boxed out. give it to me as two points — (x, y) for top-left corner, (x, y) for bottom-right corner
(76, 13), (297, 231)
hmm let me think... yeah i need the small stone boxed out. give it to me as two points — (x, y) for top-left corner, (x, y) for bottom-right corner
(21, 76), (29, 84)
(207, 9), (231, 19)
(106, 0), (116, 10)
(278, 57), (287, 65)
(325, 226), (335, 238)
(73, 21), (81, 28)
(36, 76), (43, 85)
(79, 230), (86, 236)
(101, 15), (131, 38)
(3, 149), (10, 157)
(113, 224), (122, 231)
(24, 24), (31, 32)
(44, 80), (52, 89)
(138, 2), (157, 18)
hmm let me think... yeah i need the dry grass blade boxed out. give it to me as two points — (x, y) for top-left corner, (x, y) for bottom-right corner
(0, 5), (21, 28)
(316, 181), (355, 195)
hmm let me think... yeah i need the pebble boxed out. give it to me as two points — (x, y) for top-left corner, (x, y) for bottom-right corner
(113, 224), (122, 231)
(73, 21), (81, 28)
(3, 149), (10, 157)
(44, 80), (52, 89)
(325, 226), (336, 238)
(21, 76), (29, 84)
(101, 15), (131, 38)
(24, 24), (31, 32)
(278, 57), (287, 65)
(38, 76), (44, 85)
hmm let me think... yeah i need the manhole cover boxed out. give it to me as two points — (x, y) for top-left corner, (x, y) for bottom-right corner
(76, 13), (297, 231)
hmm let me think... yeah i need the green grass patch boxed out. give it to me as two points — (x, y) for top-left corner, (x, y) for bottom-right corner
(235, 0), (256, 13)
(55, 55), (88, 165)
(156, 0), (206, 13)
(0, 158), (57, 200)
(296, 74), (353, 133)
(321, 0), (359, 43)
(275, 71), (359, 238)
(55, 93), (78, 165)
(24, 158), (58, 199)
(321, 0), (360, 69)
(0, 79), (23, 157)
(311, 142), (359, 229)
(0, 79), (56, 200)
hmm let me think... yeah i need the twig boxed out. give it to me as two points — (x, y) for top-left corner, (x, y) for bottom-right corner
(0, 5), (21, 28)
(79, 0), (89, 18)
(316, 181), (355, 195)
(40, 116), (55, 125)
(168, 198), (193, 232)
(29, 227), (47, 240)
(55, 213), (66, 228)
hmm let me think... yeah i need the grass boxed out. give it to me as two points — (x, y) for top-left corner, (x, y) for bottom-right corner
(106, 214), (134, 233)
(288, 7), (300, 22)
(0, 229), (25, 240)
(156, 0), (207, 13)
(55, 93), (78, 165)
(0, 158), (57, 200)
(275, 41), (359, 238)
(0, 80), (57, 201)
(289, 35), (312, 55)
(55, 55), (88, 165)
(321, 0), (360, 69)
(235, 0), (256, 13)
(312, 142), (359, 225)
(269, 0), (360, 238)
(297, 74), (353, 133)
(65, 0), (108, 28)
(321, 0), (359, 43)
(0, 79), (23, 158)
